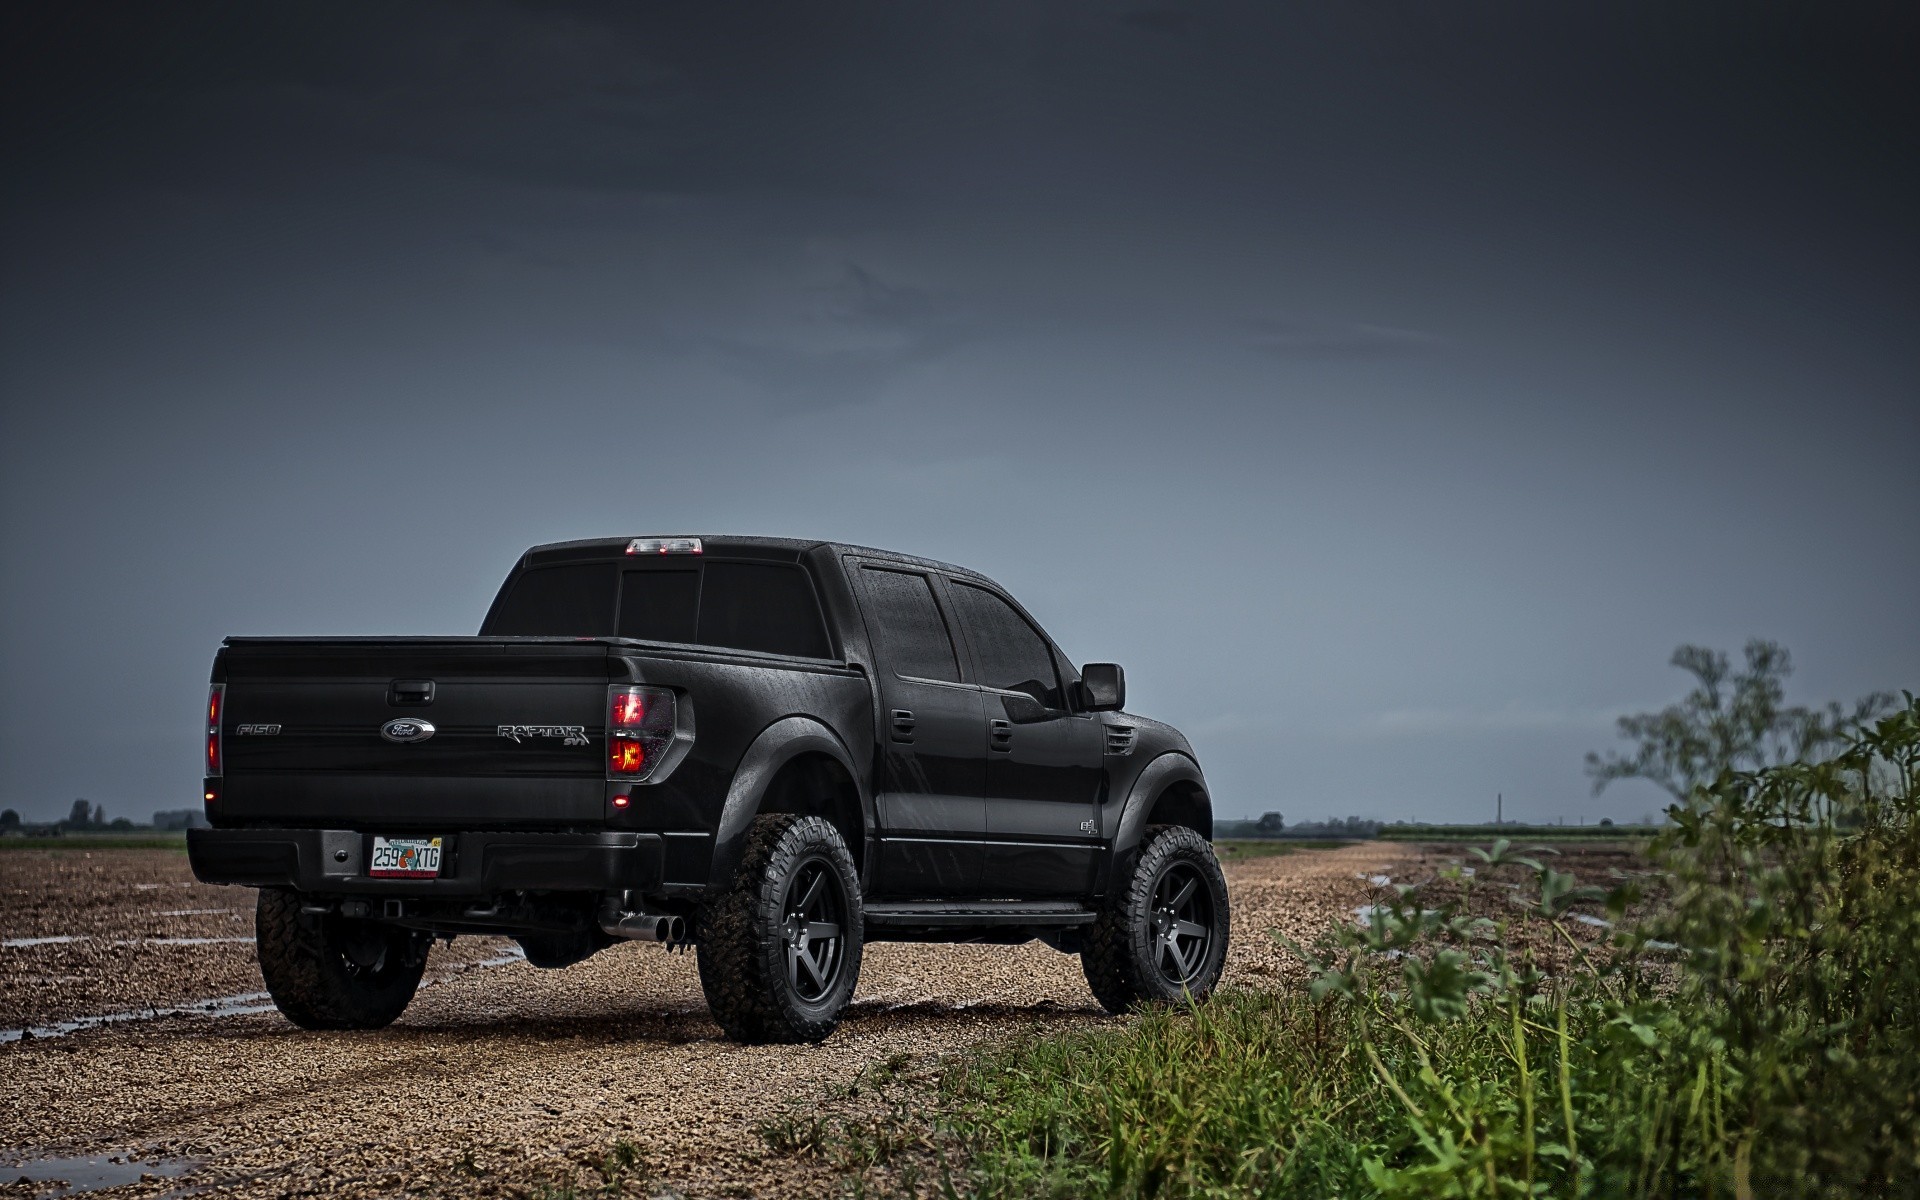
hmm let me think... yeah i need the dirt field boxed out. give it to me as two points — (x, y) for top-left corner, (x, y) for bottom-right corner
(0, 840), (1484, 1198)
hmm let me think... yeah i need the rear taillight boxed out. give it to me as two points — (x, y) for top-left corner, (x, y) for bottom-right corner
(206, 684), (225, 777)
(607, 685), (676, 781)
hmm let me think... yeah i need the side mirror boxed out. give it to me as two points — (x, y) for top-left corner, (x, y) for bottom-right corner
(999, 691), (1052, 724)
(1078, 663), (1125, 713)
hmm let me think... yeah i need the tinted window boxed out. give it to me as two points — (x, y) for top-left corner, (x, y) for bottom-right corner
(485, 559), (830, 657)
(950, 582), (1063, 707)
(485, 564), (616, 636)
(616, 570), (699, 644)
(860, 568), (961, 682)
(696, 561), (831, 658)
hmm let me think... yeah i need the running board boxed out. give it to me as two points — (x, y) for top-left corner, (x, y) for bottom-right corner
(862, 901), (1096, 929)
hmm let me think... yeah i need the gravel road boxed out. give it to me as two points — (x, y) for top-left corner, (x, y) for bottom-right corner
(1, 841), (1421, 1198)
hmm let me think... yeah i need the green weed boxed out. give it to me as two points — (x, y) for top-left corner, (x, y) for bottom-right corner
(944, 697), (1920, 1198)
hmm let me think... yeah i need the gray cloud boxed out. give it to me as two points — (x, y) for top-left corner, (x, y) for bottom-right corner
(1247, 317), (1449, 361)
(695, 263), (982, 411)
(817, 264), (950, 329)
(2, 1), (1915, 826)
(1121, 9), (1198, 36)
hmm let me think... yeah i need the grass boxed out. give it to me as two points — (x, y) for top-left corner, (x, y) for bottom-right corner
(746, 1051), (963, 1197)
(521, 1138), (651, 1199)
(1213, 838), (1352, 861)
(0, 832), (188, 850)
(943, 986), (1398, 1197)
(936, 698), (1920, 1198)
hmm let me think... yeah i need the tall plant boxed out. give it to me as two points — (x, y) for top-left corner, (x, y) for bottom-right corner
(1289, 695), (1920, 1197)
(1585, 640), (1892, 801)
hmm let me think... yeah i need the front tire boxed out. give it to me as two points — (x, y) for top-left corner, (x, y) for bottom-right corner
(1082, 824), (1230, 1014)
(255, 888), (430, 1030)
(696, 814), (864, 1044)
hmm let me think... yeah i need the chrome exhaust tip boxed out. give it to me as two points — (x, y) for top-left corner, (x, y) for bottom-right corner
(601, 909), (685, 944)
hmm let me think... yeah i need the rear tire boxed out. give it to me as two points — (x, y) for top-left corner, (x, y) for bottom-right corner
(1082, 824), (1230, 1014)
(696, 814), (863, 1044)
(255, 888), (430, 1030)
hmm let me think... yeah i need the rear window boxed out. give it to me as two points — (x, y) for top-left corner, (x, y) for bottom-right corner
(694, 561), (831, 658)
(483, 560), (831, 658)
(483, 564), (617, 637)
(618, 569), (699, 644)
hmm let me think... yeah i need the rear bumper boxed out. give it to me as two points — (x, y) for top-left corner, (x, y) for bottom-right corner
(187, 828), (663, 897)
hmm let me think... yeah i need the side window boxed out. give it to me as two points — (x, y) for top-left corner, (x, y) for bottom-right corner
(859, 568), (962, 683)
(948, 582), (1064, 708)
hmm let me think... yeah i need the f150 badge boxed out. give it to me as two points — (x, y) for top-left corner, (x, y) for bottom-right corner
(498, 724), (591, 747)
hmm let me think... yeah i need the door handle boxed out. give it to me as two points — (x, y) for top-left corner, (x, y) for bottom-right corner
(989, 718), (1013, 752)
(890, 709), (916, 742)
(388, 679), (435, 706)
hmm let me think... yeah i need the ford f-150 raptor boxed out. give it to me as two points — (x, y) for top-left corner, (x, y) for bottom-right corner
(188, 535), (1229, 1042)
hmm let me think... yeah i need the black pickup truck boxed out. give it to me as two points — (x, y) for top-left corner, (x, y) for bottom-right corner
(189, 536), (1228, 1042)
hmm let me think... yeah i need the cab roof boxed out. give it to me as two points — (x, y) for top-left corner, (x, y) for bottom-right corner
(519, 535), (989, 583)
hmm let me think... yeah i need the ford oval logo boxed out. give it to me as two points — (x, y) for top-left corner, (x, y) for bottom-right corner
(381, 718), (436, 744)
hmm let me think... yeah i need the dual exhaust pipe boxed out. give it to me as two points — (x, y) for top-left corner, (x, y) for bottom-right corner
(600, 906), (686, 945)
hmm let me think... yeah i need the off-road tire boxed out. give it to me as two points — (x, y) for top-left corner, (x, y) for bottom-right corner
(696, 814), (864, 1044)
(1081, 824), (1230, 1014)
(255, 888), (430, 1030)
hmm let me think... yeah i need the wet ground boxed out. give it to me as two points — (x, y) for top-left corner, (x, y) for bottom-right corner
(0, 840), (1595, 1198)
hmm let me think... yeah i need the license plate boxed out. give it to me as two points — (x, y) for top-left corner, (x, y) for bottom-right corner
(368, 836), (443, 879)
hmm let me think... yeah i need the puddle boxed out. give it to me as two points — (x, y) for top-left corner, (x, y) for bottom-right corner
(4, 937), (255, 949)
(151, 909), (241, 918)
(2, 943), (529, 1043)
(0, 1151), (203, 1198)
(1, 991), (277, 1044)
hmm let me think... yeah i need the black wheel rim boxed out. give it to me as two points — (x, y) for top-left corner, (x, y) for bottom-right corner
(780, 856), (848, 1004)
(1149, 862), (1214, 987)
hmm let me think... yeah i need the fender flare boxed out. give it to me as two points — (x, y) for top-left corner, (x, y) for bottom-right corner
(1103, 751), (1211, 891)
(705, 716), (872, 892)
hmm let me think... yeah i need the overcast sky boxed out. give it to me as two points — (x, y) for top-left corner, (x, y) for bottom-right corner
(3, 2), (1915, 825)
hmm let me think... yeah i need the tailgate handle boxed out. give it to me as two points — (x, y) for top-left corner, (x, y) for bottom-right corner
(388, 679), (436, 706)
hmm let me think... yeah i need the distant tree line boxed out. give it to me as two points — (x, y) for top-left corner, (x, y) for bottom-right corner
(0, 801), (205, 835)
(1215, 813), (1383, 840)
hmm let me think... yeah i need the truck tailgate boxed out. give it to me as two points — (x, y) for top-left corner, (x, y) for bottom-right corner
(215, 638), (614, 829)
